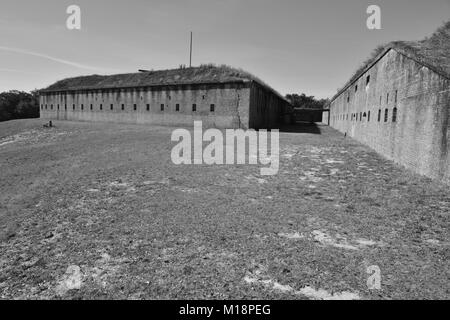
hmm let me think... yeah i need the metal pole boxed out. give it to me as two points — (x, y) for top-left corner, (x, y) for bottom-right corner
(189, 32), (192, 68)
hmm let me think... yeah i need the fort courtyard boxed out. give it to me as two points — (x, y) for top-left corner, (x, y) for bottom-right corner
(0, 119), (448, 299)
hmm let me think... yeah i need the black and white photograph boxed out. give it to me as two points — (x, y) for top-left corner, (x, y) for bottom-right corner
(0, 0), (448, 308)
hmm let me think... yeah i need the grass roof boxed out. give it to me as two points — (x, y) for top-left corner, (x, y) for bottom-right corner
(41, 64), (287, 102)
(331, 20), (450, 102)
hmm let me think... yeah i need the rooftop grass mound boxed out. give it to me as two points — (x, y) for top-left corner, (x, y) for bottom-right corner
(332, 20), (450, 101)
(41, 64), (285, 100)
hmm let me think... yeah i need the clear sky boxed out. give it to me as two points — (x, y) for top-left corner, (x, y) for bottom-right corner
(0, 0), (448, 99)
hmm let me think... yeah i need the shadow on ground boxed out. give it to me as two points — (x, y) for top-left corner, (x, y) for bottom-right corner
(279, 122), (323, 134)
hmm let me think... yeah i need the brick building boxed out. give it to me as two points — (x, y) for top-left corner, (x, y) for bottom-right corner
(329, 22), (450, 184)
(39, 65), (290, 130)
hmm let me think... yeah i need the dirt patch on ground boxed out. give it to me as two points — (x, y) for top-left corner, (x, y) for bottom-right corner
(0, 128), (69, 147)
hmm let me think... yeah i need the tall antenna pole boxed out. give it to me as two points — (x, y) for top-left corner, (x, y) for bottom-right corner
(189, 31), (193, 68)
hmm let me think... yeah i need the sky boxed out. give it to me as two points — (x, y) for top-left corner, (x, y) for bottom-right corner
(0, 0), (449, 99)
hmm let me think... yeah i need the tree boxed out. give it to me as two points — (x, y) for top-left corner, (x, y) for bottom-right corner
(285, 93), (328, 109)
(0, 90), (39, 122)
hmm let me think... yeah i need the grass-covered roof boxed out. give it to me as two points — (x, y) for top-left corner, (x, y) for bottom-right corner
(331, 21), (450, 102)
(41, 64), (287, 102)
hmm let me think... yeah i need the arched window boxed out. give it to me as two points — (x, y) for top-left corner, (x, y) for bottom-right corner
(392, 107), (397, 122)
(384, 109), (388, 122)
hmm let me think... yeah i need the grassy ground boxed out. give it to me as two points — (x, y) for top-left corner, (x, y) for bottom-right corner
(0, 119), (448, 300)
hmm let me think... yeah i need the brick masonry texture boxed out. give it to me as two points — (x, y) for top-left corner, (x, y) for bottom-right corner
(40, 82), (288, 130)
(329, 49), (450, 184)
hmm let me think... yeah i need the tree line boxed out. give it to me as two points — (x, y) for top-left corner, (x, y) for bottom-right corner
(285, 93), (328, 109)
(0, 90), (40, 122)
